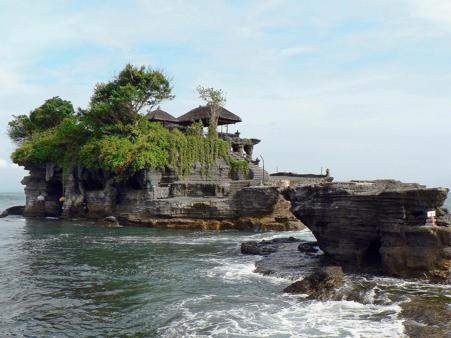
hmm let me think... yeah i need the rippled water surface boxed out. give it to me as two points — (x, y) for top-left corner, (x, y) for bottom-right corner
(0, 193), (449, 337)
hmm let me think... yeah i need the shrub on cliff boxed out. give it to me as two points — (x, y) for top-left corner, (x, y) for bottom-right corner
(78, 119), (231, 178)
(11, 116), (89, 168)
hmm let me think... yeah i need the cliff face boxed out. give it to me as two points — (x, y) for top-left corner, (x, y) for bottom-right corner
(21, 162), (303, 231)
(285, 180), (451, 282)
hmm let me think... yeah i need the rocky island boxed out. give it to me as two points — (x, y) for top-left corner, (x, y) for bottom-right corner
(7, 64), (304, 231)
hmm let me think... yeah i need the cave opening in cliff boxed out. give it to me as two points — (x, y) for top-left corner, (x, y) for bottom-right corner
(127, 171), (146, 190)
(81, 170), (106, 191)
(45, 180), (63, 216)
(363, 239), (382, 267)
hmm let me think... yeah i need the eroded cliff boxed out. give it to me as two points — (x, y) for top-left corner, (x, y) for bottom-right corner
(284, 180), (451, 282)
(21, 162), (303, 231)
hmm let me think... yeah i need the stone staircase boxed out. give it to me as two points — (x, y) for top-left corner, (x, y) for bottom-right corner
(248, 161), (270, 185)
(230, 153), (270, 186)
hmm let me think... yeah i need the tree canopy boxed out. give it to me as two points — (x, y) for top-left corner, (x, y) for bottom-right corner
(196, 86), (226, 137)
(83, 64), (174, 132)
(8, 64), (246, 179)
(8, 97), (74, 143)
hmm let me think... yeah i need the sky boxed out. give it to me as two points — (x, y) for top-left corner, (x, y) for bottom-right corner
(0, 0), (451, 192)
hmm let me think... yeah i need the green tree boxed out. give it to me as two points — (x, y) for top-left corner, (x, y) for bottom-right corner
(84, 64), (174, 131)
(7, 97), (74, 143)
(7, 114), (33, 143)
(196, 85), (226, 136)
(29, 96), (75, 130)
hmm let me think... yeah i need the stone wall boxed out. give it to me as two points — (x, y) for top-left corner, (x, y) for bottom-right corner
(270, 172), (333, 186)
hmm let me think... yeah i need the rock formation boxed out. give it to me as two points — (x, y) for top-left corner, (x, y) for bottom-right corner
(20, 162), (303, 231)
(241, 237), (300, 255)
(283, 266), (344, 300)
(284, 180), (451, 282)
(0, 205), (25, 218)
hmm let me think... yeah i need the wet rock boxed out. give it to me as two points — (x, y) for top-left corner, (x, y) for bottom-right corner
(241, 237), (300, 255)
(0, 205), (25, 218)
(250, 237), (323, 280)
(99, 216), (121, 227)
(283, 266), (344, 300)
(284, 180), (451, 282)
(401, 297), (451, 338)
(241, 241), (278, 255)
(298, 241), (319, 255)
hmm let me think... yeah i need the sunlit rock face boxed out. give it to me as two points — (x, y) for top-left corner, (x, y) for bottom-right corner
(285, 180), (451, 283)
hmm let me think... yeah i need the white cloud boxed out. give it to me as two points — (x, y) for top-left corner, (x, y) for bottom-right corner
(0, 0), (451, 190)
(410, 0), (451, 25)
(278, 46), (315, 57)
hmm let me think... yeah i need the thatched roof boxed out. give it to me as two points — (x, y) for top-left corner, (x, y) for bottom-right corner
(177, 105), (242, 126)
(146, 107), (178, 123)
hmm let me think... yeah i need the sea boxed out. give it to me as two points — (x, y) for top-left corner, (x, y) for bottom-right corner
(0, 192), (449, 337)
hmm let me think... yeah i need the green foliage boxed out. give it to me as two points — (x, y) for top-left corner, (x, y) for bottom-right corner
(229, 159), (249, 176)
(29, 97), (75, 130)
(168, 128), (230, 176)
(207, 124), (218, 139)
(8, 64), (246, 181)
(196, 85), (226, 131)
(186, 120), (203, 136)
(78, 120), (231, 178)
(7, 114), (34, 143)
(7, 97), (74, 143)
(197, 86), (226, 106)
(83, 64), (174, 132)
(11, 116), (90, 169)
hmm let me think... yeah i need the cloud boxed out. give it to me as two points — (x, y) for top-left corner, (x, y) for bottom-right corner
(0, 0), (451, 191)
(410, 0), (451, 25)
(278, 46), (315, 57)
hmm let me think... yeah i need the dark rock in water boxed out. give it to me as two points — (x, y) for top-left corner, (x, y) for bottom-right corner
(298, 241), (319, 255)
(98, 216), (121, 227)
(245, 237), (323, 279)
(0, 205), (25, 218)
(284, 180), (451, 283)
(241, 241), (278, 255)
(401, 296), (451, 338)
(283, 266), (344, 300)
(241, 237), (300, 255)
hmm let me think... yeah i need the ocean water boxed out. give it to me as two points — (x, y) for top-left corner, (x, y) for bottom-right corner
(0, 192), (449, 337)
